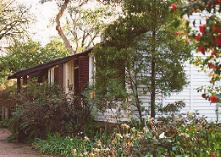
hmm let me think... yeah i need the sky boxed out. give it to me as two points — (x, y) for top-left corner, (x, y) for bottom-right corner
(19, 0), (58, 45)
(18, 0), (100, 45)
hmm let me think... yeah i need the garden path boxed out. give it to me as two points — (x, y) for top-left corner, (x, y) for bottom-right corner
(0, 129), (53, 157)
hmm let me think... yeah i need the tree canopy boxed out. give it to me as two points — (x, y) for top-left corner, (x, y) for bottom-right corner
(0, 39), (69, 83)
(93, 0), (192, 119)
(0, 0), (32, 42)
(41, 0), (118, 53)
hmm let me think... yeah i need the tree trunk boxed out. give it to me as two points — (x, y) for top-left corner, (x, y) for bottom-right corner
(134, 82), (144, 125)
(127, 69), (144, 126)
(151, 2), (157, 157)
(150, 55), (156, 118)
(55, 0), (74, 54)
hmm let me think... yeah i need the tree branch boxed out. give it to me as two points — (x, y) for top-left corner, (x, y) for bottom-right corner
(55, 0), (74, 54)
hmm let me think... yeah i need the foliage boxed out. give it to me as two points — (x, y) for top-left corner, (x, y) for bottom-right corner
(181, 1), (221, 103)
(93, 0), (192, 120)
(33, 112), (221, 157)
(33, 134), (93, 157)
(0, 80), (16, 108)
(0, 0), (32, 42)
(64, 2), (116, 52)
(0, 119), (10, 128)
(8, 82), (92, 142)
(0, 39), (69, 83)
(83, 104), (220, 157)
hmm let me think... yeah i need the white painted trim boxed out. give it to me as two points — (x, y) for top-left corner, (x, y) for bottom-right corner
(49, 68), (54, 85)
(89, 56), (95, 86)
(63, 63), (68, 93)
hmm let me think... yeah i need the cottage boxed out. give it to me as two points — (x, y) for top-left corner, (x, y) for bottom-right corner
(7, 48), (220, 122)
(8, 48), (94, 95)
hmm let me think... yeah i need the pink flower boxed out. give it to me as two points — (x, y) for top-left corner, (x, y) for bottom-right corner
(195, 34), (202, 41)
(176, 32), (181, 36)
(215, 36), (221, 46)
(199, 25), (206, 33)
(210, 154), (217, 157)
(170, 3), (177, 11)
(208, 62), (214, 69)
(211, 50), (218, 57)
(208, 63), (218, 70)
(209, 96), (218, 103)
(212, 25), (221, 33)
(197, 46), (206, 54)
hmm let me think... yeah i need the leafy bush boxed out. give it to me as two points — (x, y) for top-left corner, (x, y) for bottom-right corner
(0, 119), (10, 128)
(31, 101), (221, 157)
(83, 119), (221, 157)
(32, 116), (221, 157)
(8, 82), (92, 142)
(33, 134), (93, 157)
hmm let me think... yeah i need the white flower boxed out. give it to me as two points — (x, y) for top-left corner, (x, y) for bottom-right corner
(131, 127), (136, 133)
(71, 149), (77, 156)
(187, 112), (194, 117)
(159, 132), (166, 139)
(143, 126), (149, 133)
(83, 151), (88, 156)
(84, 136), (90, 142)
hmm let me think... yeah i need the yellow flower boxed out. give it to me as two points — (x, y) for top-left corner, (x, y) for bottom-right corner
(71, 149), (77, 156)
(121, 123), (130, 130)
(111, 138), (117, 144)
(143, 127), (149, 133)
(93, 148), (101, 153)
(115, 133), (123, 139)
(131, 127), (136, 133)
(89, 153), (95, 157)
(96, 140), (102, 148)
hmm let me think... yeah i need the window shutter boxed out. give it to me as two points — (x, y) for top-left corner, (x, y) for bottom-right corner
(78, 56), (89, 93)
(58, 64), (64, 88)
(54, 67), (59, 84)
(54, 64), (63, 88)
(74, 58), (79, 94)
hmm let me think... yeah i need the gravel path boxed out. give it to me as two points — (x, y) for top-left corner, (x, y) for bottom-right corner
(0, 129), (54, 157)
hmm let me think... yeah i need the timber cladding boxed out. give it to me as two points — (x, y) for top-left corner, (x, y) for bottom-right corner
(74, 55), (89, 94)
(8, 48), (92, 95)
(78, 56), (89, 93)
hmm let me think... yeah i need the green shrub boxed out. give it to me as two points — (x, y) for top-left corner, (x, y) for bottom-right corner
(83, 120), (221, 157)
(33, 134), (93, 157)
(9, 82), (92, 142)
(0, 119), (10, 128)
(32, 101), (221, 157)
(32, 118), (221, 157)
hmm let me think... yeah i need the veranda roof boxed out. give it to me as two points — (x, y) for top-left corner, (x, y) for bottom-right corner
(8, 48), (92, 79)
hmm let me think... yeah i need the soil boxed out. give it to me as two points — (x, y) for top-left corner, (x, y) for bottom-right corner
(0, 129), (54, 157)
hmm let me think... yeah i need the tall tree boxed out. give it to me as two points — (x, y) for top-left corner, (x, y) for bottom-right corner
(0, 39), (69, 83)
(0, 0), (31, 42)
(94, 0), (191, 121)
(41, 0), (116, 53)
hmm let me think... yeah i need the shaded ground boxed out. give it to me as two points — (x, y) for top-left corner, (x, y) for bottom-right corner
(0, 129), (53, 157)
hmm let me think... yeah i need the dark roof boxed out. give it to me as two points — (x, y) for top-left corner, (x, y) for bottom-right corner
(8, 48), (92, 80)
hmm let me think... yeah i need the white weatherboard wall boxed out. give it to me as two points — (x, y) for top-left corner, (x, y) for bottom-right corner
(96, 13), (221, 123)
(162, 63), (218, 122)
(160, 12), (220, 122)
(137, 13), (219, 121)
(96, 62), (219, 123)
